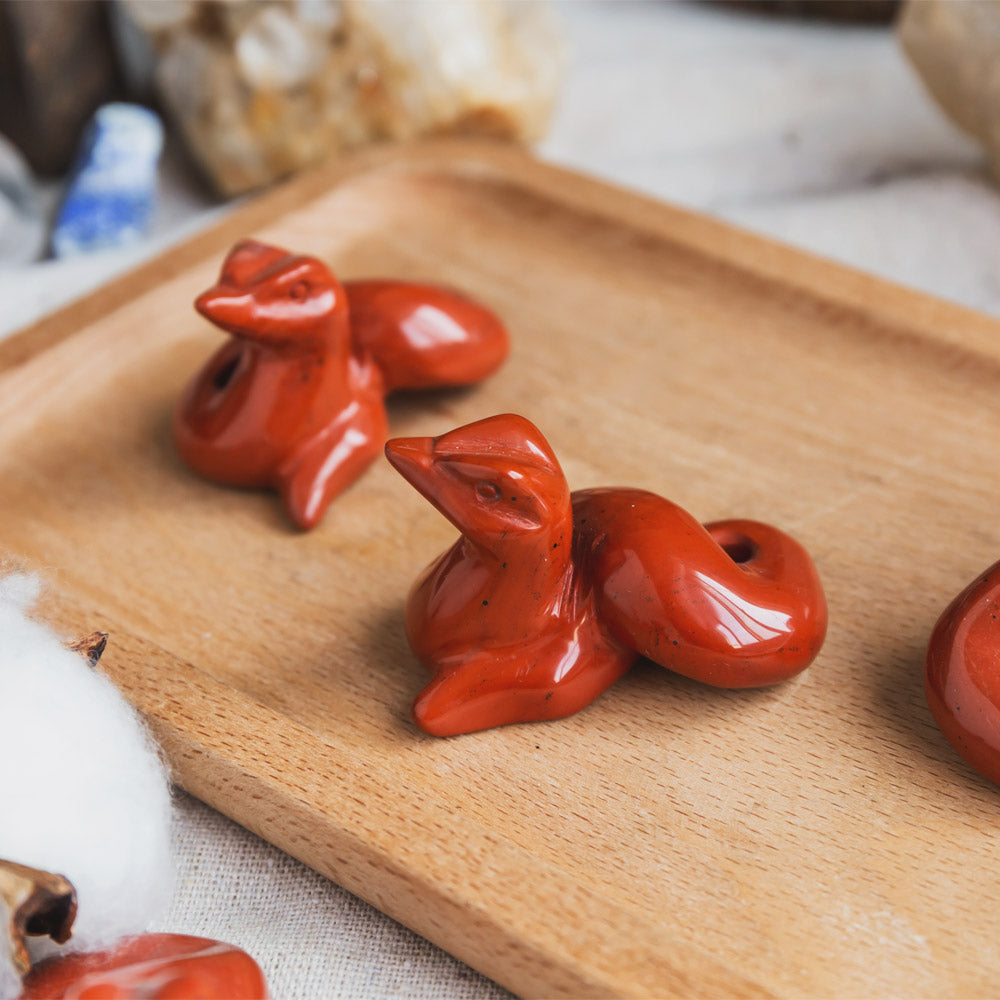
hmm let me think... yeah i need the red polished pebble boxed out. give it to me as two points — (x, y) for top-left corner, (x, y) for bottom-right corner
(925, 560), (1000, 786)
(174, 240), (508, 530)
(386, 413), (827, 737)
(19, 933), (267, 999)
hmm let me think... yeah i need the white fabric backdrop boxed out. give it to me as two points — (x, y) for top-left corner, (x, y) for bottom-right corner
(3, 2), (993, 996)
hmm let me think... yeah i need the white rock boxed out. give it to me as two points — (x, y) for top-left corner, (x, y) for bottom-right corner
(116, 0), (564, 196)
(898, 0), (1000, 178)
(235, 5), (327, 90)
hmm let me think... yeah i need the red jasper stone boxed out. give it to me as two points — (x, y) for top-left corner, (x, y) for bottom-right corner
(346, 280), (508, 392)
(386, 413), (827, 737)
(575, 491), (827, 689)
(19, 933), (267, 999)
(174, 240), (508, 530)
(925, 560), (1000, 786)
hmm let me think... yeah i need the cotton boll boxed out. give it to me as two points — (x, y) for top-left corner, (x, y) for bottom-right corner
(0, 573), (174, 997)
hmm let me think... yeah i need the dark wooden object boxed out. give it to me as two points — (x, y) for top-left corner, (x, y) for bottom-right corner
(0, 0), (123, 175)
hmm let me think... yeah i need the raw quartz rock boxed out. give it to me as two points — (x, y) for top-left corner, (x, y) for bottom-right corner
(115, 0), (564, 197)
(899, 0), (1000, 182)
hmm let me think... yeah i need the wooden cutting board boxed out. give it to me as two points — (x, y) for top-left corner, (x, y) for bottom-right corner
(3, 140), (999, 999)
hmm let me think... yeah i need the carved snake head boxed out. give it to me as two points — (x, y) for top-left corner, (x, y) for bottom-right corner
(386, 413), (572, 553)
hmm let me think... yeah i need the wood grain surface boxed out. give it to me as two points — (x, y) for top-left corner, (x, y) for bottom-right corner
(2, 140), (999, 998)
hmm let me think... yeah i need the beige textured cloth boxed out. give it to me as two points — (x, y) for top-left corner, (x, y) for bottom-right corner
(157, 794), (510, 999)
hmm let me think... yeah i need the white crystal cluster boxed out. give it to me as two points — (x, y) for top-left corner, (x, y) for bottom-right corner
(116, 0), (564, 196)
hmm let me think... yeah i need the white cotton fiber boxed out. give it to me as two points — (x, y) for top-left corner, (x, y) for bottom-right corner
(0, 573), (174, 998)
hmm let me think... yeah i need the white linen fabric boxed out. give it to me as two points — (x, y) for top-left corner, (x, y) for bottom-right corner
(159, 794), (509, 999)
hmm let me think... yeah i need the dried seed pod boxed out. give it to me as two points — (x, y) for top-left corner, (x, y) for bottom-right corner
(0, 859), (77, 976)
(64, 631), (108, 667)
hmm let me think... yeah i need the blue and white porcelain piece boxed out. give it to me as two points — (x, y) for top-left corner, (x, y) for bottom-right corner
(51, 103), (164, 258)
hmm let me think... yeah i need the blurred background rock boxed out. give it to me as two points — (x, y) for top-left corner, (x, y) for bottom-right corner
(113, 0), (563, 197)
(899, 0), (1000, 186)
(0, 0), (989, 284)
(0, 0), (562, 207)
(0, 0), (565, 280)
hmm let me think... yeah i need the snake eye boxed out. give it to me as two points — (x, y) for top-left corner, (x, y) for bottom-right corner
(476, 481), (502, 503)
(290, 281), (309, 301)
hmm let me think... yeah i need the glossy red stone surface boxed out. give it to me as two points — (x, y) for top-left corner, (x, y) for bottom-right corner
(174, 240), (508, 530)
(925, 560), (1000, 786)
(386, 413), (827, 736)
(346, 280), (508, 392)
(19, 933), (267, 999)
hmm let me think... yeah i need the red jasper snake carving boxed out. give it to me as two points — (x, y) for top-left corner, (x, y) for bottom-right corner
(174, 240), (508, 529)
(387, 413), (828, 736)
(19, 934), (267, 999)
(925, 560), (1000, 787)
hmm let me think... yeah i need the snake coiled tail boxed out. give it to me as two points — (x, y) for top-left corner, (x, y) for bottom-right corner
(574, 489), (827, 688)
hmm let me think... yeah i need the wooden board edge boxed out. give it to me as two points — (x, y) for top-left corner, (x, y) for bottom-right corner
(40, 585), (771, 1000)
(6, 138), (1000, 377)
(466, 144), (1000, 357)
(0, 140), (411, 374)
